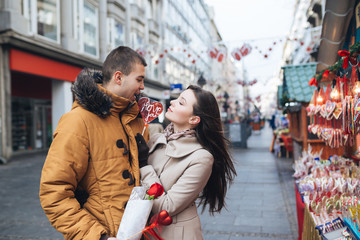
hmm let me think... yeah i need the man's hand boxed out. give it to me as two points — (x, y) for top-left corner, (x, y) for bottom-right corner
(135, 133), (149, 168)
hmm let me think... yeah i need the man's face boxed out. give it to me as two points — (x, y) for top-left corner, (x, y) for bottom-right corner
(117, 63), (145, 101)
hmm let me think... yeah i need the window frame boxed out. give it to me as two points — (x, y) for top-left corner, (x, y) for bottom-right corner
(22, 0), (61, 44)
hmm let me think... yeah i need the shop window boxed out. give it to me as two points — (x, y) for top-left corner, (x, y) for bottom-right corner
(74, 0), (99, 57)
(11, 98), (52, 152)
(22, 0), (60, 42)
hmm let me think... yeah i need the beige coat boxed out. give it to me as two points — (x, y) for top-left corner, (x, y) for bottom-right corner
(39, 71), (148, 240)
(140, 133), (214, 240)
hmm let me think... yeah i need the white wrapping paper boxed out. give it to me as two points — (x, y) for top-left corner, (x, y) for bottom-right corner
(116, 187), (153, 240)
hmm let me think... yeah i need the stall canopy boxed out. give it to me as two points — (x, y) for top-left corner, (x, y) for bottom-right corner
(316, 0), (355, 73)
(281, 63), (317, 103)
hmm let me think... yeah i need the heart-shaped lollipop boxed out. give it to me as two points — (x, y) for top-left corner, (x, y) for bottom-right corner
(325, 100), (335, 119)
(157, 210), (173, 226)
(333, 102), (342, 119)
(353, 97), (360, 123)
(138, 97), (163, 124)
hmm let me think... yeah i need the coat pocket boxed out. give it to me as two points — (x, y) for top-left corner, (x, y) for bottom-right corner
(104, 208), (115, 236)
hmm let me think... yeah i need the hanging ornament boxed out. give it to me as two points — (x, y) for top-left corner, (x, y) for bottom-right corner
(136, 48), (146, 57)
(300, 42), (304, 46)
(323, 69), (330, 78)
(269, 48), (272, 51)
(264, 54), (268, 58)
(164, 49), (168, 53)
(217, 49), (225, 62)
(192, 59), (196, 64)
(231, 48), (241, 61)
(187, 54), (191, 58)
(155, 60), (159, 65)
(159, 54), (164, 58)
(308, 77), (318, 87)
(208, 47), (219, 59)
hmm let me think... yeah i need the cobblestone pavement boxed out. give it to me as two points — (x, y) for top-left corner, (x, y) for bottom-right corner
(0, 123), (298, 240)
(200, 124), (298, 240)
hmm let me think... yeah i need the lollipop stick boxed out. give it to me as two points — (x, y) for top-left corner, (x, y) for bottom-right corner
(142, 124), (149, 135)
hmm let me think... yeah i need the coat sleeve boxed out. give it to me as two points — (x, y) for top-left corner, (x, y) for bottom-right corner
(140, 150), (214, 217)
(39, 112), (107, 240)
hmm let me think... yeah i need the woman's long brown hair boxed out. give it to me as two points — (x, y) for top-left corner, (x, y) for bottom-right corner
(188, 85), (237, 214)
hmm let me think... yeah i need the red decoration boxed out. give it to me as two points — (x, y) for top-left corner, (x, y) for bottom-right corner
(142, 210), (173, 240)
(300, 42), (304, 46)
(138, 97), (163, 124)
(136, 48), (146, 57)
(269, 48), (272, 51)
(164, 49), (168, 53)
(155, 60), (159, 64)
(308, 77), (318, 87)
(264, 54), (268, 58)
(192, 60), (196, 64)
(208, 47), (219, 59)
(159, 54), (164, 58)
(217, 50), (225, 62)
(187, 54), (191, 58)
(323, 69), (330, 78)
(231, 48), (241, 61)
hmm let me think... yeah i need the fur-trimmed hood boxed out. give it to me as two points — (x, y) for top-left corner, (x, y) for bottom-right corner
(71, 68), (133, 118)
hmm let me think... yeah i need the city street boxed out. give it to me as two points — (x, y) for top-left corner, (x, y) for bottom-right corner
(0, 123), (298, 240)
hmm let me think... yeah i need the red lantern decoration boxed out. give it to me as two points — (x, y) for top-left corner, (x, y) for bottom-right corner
(231, 48), (241, 61)
(217, 50), (225, 62)
(208, 47), (219, 59)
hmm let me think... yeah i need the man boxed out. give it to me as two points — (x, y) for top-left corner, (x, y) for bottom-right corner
(39, 46), (149, 240)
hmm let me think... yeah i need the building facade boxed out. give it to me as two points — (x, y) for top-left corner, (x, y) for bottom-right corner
(0, 0), (228, 161)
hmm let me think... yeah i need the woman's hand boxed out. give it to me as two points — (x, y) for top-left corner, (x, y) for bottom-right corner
(135, 133), (149, 168)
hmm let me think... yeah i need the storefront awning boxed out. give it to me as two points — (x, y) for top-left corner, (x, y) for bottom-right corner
(282, 63), (317, 103)
(316, 0), (355, 73)
(9, 49), (82, 82)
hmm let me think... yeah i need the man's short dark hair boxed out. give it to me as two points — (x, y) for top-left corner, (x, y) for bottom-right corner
(102, 46), (147, 84)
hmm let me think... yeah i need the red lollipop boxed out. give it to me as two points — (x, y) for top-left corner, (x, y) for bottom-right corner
(138, 97), (163, 134)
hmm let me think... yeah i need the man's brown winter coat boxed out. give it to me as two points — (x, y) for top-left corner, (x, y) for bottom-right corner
(39, 70), (148, 240)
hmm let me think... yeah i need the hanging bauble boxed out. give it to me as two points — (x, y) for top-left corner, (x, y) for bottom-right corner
(159, 54), (164, 58)
(155, 60), (159, 65)
(231, 48), (241, 61)
(264, 54), (268, 58)
(192, 59), (196, 64)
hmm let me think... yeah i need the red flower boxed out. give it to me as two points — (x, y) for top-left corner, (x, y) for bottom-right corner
(146, 183), (164, 199)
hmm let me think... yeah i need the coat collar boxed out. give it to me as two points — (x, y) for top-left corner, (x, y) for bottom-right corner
(149, 134), (203, 158)
(71, 68), (140, 119)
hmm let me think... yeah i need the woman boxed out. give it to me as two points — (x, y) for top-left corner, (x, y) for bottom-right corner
(137, 85), (237, 239)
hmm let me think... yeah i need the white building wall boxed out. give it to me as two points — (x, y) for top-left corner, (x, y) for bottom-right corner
(51, 80), (73, 134)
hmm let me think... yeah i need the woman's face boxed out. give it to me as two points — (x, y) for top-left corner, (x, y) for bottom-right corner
(165, 89), (198, 131)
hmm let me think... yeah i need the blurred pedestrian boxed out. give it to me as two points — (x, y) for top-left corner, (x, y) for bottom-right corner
(39, 46), (149, 240)
(136, 85), (237, 239)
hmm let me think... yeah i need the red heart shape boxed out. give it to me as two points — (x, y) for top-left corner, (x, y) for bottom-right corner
(138, 97), (163, 124)
(157, 210), (172, 226)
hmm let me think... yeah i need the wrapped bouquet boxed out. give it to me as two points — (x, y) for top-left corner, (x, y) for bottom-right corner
(117, 183), (167, 240)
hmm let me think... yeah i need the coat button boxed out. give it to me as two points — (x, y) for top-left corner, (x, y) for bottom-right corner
(116, 139), (124, 148)
(122, 170), (135, 186)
